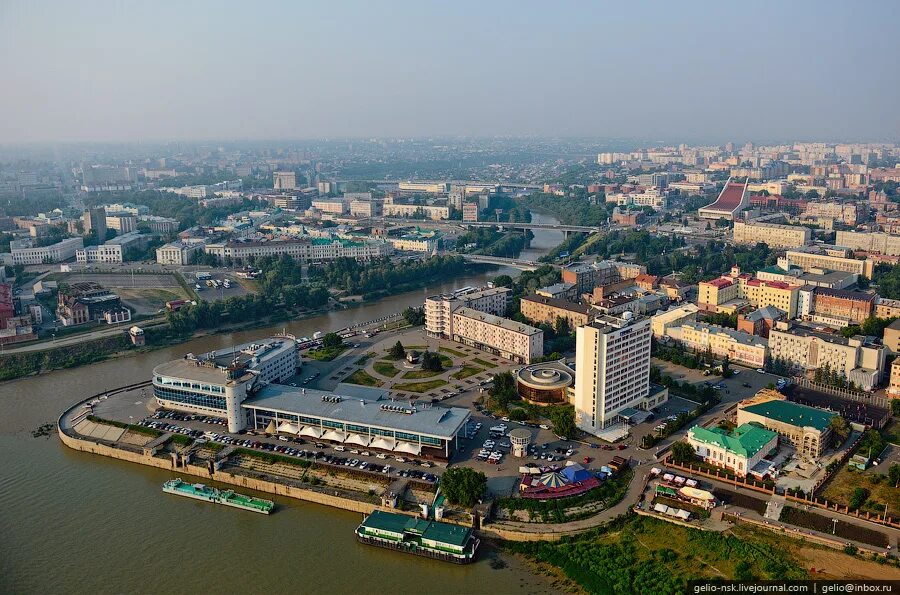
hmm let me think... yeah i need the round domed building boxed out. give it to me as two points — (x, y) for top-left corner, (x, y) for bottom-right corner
(515, 360), (575, 406)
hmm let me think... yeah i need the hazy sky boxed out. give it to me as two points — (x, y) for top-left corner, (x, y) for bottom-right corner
(1, 0), (898, 144)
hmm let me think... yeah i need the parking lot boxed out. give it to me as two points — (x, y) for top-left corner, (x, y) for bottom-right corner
(139, 410), (439, 483)
(190, 272), (250, 302)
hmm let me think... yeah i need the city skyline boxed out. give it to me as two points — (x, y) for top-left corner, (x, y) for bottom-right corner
(2, 0), (899, 144)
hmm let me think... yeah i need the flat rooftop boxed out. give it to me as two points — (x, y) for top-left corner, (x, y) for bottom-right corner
(242, 384), (470, 439)
(453, 306), (541, 335)
(740, 399), (836, 431)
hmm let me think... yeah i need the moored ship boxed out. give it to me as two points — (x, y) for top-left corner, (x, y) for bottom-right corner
(355, 510), (479, 564)
(162, 478), (274, 514)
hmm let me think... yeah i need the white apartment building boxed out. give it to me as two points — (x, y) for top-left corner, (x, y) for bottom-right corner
(383, 204), (450, 220)
(779, 248), (875, 279)
(834, 231), (900, 257)
(156, 241), (203, 265)
(350, 199), (383, 218)
(424, 286), (511, 338)
(574, 314), (657, 434)
(450, 307), (543, 364)
(11, 237), (83, 265)
(679, 322), (769, 368)
(204, 237), (390, 264)
(398, 182), (450, 194)
(311, 199), (349, 215)
(732, 221), (811, 249)
(76, 231), (148, 264)
(767, 323), (886, 391)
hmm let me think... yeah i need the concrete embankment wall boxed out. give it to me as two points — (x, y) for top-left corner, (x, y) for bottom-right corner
(58, 430), (378, 515)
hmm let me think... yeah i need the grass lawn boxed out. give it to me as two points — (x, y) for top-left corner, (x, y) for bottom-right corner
(439, 346), (467, 357)
(392, 379), (448, 393)
(401, 369), (443, 380)
(820, 465), (900, 515)
(355, 352), (376, 365)
(373, 360), (401, 377)
(452, 365), (483, 380)
(438, 354), (453, 367)
(344, 369), (384, 387)
(472, 357), (497, 368)
(306, 345), (349, 361)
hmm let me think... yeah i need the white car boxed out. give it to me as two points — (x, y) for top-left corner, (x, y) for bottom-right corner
(539, 424), (550, 430)
(376, 453), (387, 459)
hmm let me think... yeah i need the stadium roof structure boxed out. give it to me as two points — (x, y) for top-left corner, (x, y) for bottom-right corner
(699, 178), (749, 220)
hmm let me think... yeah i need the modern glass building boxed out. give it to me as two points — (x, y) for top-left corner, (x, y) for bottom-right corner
(152, 337), (298, 432)
(242, 385), (470, 461)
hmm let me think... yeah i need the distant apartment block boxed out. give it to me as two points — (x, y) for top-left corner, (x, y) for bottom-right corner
(156, 241), (203, 266)
(383, 203), (450, 220)
(76, 232), (149, 264)
(561, 260), (646, 295)
(462, 202), (479, 222)
(803, 202), (859, 226)
(105, 213), (137, 234)
(12, 237), (83, 265)
(835, 231), (900, 257)
(204, 237), (390, 264)
(732, 220), (810, 249)
(311, 199), (349, 215)
(140, 215), (179, 234)
(273, 171), (297, 190)
(519, 295), (594, 329)
(778, 247), (875, 279)
(398, 181), (450, 194)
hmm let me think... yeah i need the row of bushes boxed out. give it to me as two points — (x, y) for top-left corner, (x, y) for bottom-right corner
(0, 334), (131, 381)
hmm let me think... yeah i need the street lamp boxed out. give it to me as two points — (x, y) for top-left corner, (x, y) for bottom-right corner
(832, 518), (838, 535)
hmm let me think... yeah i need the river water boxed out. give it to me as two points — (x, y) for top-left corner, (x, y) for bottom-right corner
(0, 217), (564, 594)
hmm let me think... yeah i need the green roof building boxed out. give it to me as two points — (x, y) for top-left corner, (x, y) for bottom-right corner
(687, 423), (778, 476)
(737, 398), (836, 458)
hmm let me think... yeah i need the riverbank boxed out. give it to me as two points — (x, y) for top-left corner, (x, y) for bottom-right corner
(0, 263), (483, 383)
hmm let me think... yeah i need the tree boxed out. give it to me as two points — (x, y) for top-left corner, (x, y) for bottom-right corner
(487, 371), (519, 412)
(402, 306), (425, 326)
(829, 416), (851, 446)
(508, 408), (529, 422)
(493, 274), (513, 288)
(671, 441), (697, 464)
(734, 561), (754, 581)
(440, 467), (486, 507)
(889, 464), (900, 488)
(388, 341), (406, 359)
(548, 406), (575, 439)
(322, 332), (342, 349)
(849, 487), (870, 510)
(421, 350), (443, 372)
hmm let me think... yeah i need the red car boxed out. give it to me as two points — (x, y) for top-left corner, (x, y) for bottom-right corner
(617, 444), (627, 450)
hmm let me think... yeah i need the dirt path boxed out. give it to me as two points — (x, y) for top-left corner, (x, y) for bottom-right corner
(797, 548), (900, 579)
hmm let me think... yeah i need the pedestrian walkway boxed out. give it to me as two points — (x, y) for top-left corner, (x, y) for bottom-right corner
(764, 493), (785, 520)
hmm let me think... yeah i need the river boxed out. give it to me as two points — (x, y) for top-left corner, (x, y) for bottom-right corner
(0, 217), (564, 594)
